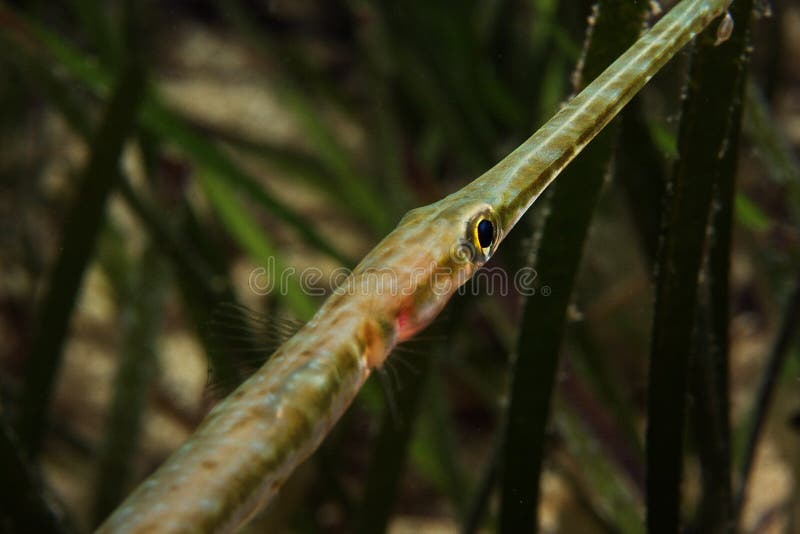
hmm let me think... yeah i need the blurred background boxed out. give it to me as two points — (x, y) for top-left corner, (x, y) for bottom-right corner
(0, 0), (798, 532)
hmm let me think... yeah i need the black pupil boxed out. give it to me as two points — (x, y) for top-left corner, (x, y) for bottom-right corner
(477, 219), (494, 249)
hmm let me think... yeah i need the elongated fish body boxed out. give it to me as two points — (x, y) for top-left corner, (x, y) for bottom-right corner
(98, 0), (732, 531)
(100, 196), (493, 532)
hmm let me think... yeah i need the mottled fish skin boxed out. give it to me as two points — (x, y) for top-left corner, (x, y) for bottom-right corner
(98, 197), (495, 534)
(97, 1), (732, 532)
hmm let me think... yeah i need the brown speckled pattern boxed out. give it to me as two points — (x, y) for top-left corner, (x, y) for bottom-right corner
(97, 1), (732, 532)
(98, 196), (494, 534)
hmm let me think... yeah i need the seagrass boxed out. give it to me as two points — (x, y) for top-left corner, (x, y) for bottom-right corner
(98, 1), (734, 531)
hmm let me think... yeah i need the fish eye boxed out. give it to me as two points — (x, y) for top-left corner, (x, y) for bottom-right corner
(462, 208), (498, 264)
(477, 219), (494, 249)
